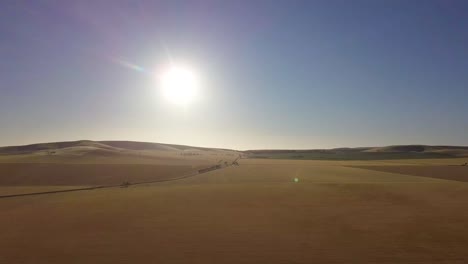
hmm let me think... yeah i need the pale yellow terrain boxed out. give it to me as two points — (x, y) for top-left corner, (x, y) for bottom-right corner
(1, 158), (468, 263)
(0, 148), (238, 165)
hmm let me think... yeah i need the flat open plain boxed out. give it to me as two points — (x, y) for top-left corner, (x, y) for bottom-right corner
(2, 158), (468, 263)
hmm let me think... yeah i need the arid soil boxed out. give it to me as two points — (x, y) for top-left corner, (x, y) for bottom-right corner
(1, 159), (468, 263)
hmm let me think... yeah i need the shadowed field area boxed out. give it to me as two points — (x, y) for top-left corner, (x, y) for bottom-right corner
(2, 159), (468, 263)
(351, 165), (468, 182)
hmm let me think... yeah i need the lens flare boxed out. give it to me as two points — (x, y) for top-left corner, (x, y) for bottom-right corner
(159, 65), (199, 105)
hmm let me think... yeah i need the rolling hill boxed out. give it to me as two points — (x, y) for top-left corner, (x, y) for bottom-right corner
(1, 141), (468, 161)
(0, 140), (239, 164)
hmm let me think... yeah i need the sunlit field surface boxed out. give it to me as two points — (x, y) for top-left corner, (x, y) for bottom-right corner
(2, 158), (468, 264)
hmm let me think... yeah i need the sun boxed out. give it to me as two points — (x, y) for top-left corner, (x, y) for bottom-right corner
(159, 65), (199, 105)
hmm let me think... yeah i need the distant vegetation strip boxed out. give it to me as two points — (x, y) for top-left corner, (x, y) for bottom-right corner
(245, 145), (468, 160)
(245, 152), (456, 160)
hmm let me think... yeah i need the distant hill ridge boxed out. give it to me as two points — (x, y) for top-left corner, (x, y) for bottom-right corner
(0, 140), (231, 155)
(247, 145), (468, 153)
(1, 141), (467, 160)
(245, 145), (468, 160)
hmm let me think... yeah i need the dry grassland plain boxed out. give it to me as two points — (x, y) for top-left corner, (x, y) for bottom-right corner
(1, 158), (468, 263)
(0, 163), (203, 186)
(0, 146), (238, 196)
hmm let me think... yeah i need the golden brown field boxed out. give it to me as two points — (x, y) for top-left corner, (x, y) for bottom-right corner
(0, 163), (203, 186)
(0, 141), (239, 196)
(2, 158), (468, 263)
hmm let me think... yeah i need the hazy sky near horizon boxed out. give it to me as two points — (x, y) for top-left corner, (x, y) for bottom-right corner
(1, 0), (468, 150)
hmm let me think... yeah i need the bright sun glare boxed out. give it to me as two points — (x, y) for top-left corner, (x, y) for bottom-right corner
(159, 65), (199, 105)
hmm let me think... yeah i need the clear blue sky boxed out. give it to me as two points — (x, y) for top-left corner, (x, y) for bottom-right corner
(1, 0), (467, 150)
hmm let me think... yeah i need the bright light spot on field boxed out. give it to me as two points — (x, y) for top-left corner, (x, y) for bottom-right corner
(294, 178), (299, 183)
